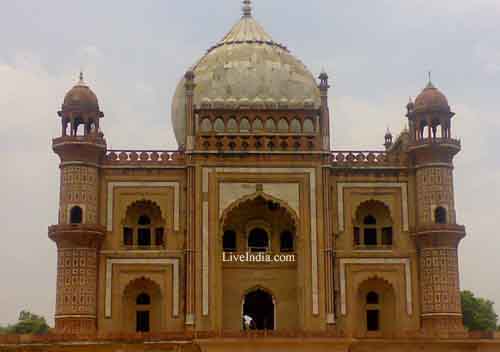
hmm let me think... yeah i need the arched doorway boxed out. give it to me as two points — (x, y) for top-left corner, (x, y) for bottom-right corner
(357, 278), (396, 337)
(122, 277), (163, 333)
(220, 194), (299, 331)
(243, 289), (275, 330)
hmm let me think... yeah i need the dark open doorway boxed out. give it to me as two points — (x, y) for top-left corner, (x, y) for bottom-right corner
(136, 311), (150, 332)
(243, 289), (275, 330)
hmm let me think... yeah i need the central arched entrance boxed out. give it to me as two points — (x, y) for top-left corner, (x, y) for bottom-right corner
(243, 289), (275, 330)
(220, 193), (299, 331)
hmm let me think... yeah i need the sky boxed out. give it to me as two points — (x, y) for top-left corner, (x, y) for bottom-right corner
(0, 0), (499, 325)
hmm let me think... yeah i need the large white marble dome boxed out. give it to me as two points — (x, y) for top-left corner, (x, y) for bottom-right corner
(171, 1), (321, 146)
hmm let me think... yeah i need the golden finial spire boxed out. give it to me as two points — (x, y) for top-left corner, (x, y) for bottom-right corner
(242, 0), (252, 17)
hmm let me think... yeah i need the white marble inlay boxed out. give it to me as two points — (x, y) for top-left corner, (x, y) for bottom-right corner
(337, 182), (409, 233)
(339, 258), (413, 316)
(106, 182), (180, 231)
(105, 258), (179, 318)
(202, 201), (209, 316)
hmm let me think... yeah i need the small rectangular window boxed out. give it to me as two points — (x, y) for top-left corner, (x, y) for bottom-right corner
(382, 227), (393, 246)
(155, 228), (165, 246)
(123, 227), (133, 246)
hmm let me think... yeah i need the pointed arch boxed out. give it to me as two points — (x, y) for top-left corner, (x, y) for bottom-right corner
(219, 191), (299, 232)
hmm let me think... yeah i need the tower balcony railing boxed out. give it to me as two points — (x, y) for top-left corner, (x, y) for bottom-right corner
(410, 137), (461, 148)
(104, 150), (184, 165)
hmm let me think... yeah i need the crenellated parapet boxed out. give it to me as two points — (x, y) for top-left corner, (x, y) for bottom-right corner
(104, 150), (185, 165)
(330, 150), (408, 168)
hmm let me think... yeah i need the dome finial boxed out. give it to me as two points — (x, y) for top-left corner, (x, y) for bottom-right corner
(426, 70), (435, 89)
(77, 70), (86, 86)
(242, 0), (252, 17)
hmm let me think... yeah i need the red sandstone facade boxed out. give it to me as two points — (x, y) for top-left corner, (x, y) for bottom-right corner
(14, 1), (495, 351)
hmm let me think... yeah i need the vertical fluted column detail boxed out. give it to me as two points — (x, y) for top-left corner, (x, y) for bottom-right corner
(185, 166), (196, 326)
(322, 169), (335, 324)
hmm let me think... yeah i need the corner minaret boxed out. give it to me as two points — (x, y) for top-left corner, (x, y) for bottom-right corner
(48, 73), (106, 333)
(319, 70), (331, 151)
(407, 80), (465, 332)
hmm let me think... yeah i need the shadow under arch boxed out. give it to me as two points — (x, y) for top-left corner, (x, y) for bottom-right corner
(123, 199), (165, 223)
(220, 191), (299, 233)
(352, 199), (394, 223)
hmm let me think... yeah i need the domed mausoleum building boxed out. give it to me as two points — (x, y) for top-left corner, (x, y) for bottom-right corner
(42, 2), (490, 351)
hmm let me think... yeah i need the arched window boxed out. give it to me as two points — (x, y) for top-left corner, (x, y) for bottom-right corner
(138, 215), (151, 226)
(223, 230), (237, 252)
(363, 215), (377, 246)
(122, 201), (165, 249)
(303, 119), (314, 133)
(200, 118), (212, 133)
(155, 228), (164, 246)
(70, 206), (83, 224)
(252, 118), (264, 132)
(136, 293), (151, 305)
(353, 201), (393, 248)
(123, 227), (133, 246)
(248, 228), (269, 252)
(265, 119), (276, 132)
(137, 215), (151, 246)
(435, 207), (447, 224)
(214, 118), (225, 132)
(280, 231), (294, 252)
(290, 119), (301, 133)
(364, 215), (377, 225)
(366, 291), (379, 305)
(227, 118), (238, 132)
(240, 118), (251, 132)
(277, 118), (289, 132)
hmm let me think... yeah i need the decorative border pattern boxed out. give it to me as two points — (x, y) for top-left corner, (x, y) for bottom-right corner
(106, 182), (180, 231)
(337, 182), (409, 232)
(104, 258), (180, 318)
(339, 258), (413, 316)
(202, 167), (319, 316)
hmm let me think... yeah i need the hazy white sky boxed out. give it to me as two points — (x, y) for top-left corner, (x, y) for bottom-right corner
(0, 0), (499, 325)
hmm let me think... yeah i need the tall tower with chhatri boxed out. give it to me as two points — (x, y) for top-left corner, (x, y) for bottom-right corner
(45, 1), (477, 349)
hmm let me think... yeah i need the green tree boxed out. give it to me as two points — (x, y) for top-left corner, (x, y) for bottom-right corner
(461, 290), (498, 331)
(2, 311), (50, 335)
